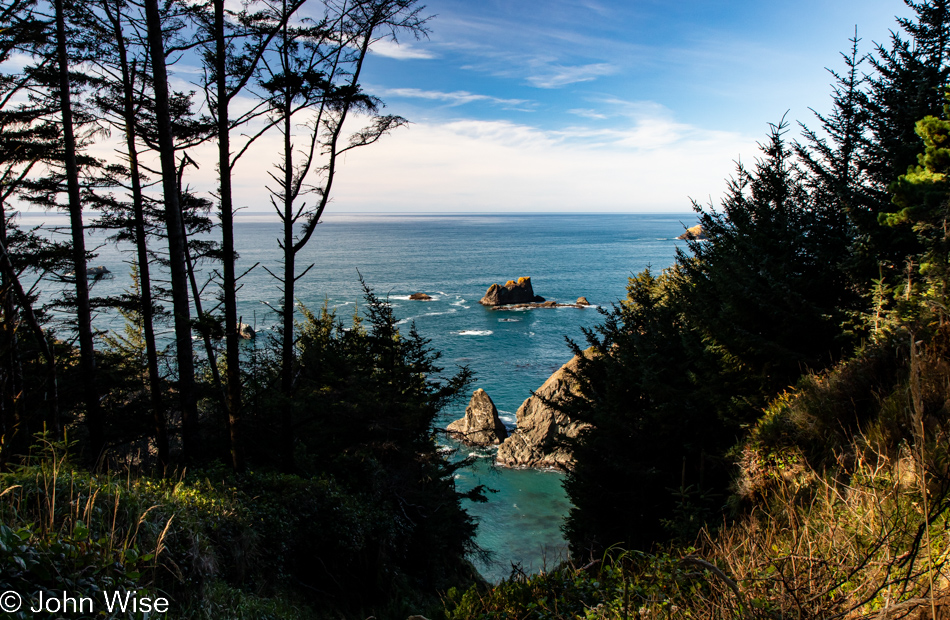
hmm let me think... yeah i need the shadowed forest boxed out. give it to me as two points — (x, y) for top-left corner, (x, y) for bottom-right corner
(5, 0), (950, 617)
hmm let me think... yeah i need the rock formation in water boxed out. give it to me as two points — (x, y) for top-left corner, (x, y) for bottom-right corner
(237, 323), (256, 340)
(479, 277), (545, 306)
(495, 350), (593, 469)
(677, 225), (707, 240)
(576, 297), (590, 306)
(409, 292), (433, 300)
(447, 389), (509, 446)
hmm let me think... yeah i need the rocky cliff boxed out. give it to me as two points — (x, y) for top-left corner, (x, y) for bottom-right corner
(495, 350), (592, 469)
(479, 276), (545, 306)
(447, 388), (509, 446)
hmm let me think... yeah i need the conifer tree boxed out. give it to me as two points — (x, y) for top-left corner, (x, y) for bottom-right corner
(257, 0), (422, 468)
(143, 0), (199, 459)
(856, 0), (950, 265)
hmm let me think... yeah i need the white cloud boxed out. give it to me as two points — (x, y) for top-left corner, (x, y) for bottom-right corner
(526, 62), (616, 88)
(318, 110), (758, 212)
(53, 100), (759, 217)
(370, 39), (436, 60)
(375, 87), (532, 108)
(568, 108), (608, 120)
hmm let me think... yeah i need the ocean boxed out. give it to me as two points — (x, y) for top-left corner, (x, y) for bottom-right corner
(21, 211), (695, 582)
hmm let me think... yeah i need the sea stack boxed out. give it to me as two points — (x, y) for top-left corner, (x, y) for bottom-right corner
(495, 350), (593, 469)
(677, 225), (707, 240)
(479, 277), (545, 306)
(447, 389), (509, 446)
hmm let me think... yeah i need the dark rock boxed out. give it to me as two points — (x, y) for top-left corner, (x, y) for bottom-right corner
(409, 292), (432, 300)
(237, 323), (256, 340)
(479, 277), (545, 306)
(496, 350), (594, 469)
(447, 389), (508, 446)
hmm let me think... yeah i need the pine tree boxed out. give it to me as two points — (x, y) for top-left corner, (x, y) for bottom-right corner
(856, 0), (950, 265)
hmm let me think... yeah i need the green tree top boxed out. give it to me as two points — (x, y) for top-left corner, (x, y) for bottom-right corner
(886, 89), (950, 283)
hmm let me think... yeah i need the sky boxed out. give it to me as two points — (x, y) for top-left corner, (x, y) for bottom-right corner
(66, 0), (919, 215)
(290, 0), (914, 213)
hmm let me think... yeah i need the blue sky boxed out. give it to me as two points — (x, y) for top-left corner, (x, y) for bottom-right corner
(290, 0), (909, 213)
(58, 0), (913, 215)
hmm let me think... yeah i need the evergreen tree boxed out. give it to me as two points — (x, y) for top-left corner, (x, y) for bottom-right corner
(257, 0), (422, 469)
(564, 123), (859, 557)
(682, 122), (856, 404)
(886, 88), (950, 306)
(855, 0), (950, 265)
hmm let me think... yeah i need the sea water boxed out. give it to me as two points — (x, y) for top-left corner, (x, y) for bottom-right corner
(22, 211), (694, 582)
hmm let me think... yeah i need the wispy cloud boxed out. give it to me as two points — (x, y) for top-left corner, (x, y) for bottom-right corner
(319, 110), (759, 212)
(370, 39), (436, 60)
(568, 108), (609, 120)
(376, 87), (532, 108)
(526, 62), (616, 88)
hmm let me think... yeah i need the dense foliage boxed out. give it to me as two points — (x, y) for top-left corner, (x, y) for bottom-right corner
(1, 286), (482, 618)
(560, 0), (950, 566)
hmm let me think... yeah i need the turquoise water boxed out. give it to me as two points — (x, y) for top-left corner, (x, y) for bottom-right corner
(25, 212), (693, 582)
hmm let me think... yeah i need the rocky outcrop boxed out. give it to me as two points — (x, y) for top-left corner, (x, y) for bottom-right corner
(237, 323), (256, 340)
(479, 277), (545, 306)
(576, 297), (590, 306)
(409, 292), (432, 300)
(447, 389), (508, 446)
(495, 350), (593, 469)
(677, 225), (707, 240)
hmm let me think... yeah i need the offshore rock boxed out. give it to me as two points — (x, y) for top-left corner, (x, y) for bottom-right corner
(479, 276), (545, 306)
(447, 389), (508, 446)
(237, 323), (256, 340)
(576, 297), (590, 306)
(495, 350), (593, 470)
(409, 292), (433, 300)
(677, 224), (707, 240)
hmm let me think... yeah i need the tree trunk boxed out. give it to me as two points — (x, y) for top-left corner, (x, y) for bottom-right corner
(54, 0), (103, 460)
(0, 218), (60, 460)
(111, 6), (168, 468)
(0, 206), (25, 462)
(143, 0), (197, 459)
(280, 86), (295, 469)
(214, 0), (242, 472)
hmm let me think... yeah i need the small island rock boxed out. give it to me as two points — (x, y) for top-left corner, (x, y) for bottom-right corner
(409, 292), (433, 300)
(576, 297), (590, 306)
(479, 276), (545, 306)
(447, 389), (508, 446)
(677, 225), (707, 240)
(496, 350), (594, 469)
(237, 323), (256, 340)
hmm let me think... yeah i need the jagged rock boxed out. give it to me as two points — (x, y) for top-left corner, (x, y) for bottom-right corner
(496, 350), (593, 469)
(237, 323), (256, 340)
(479, 276), (545, 306)
(576, 297), (590, 306)
(447, 389), (508, 446)
(677, 225), (707, 240)
(409, 292), (432, 300)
